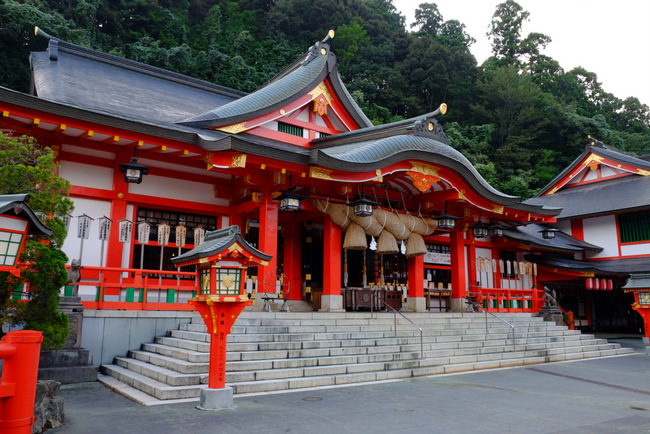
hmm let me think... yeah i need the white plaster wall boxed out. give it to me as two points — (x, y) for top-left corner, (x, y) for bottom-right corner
(583, 215), (619, 258)
(61, 197), (112, 267)
(59, 161), (114, 190)
(128, 174), (229, 206)
(621, 243), (650, 256)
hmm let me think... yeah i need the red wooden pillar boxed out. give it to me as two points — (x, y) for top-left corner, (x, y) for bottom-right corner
(449, 228), (467, 310)
(257, 193), (278, 293)
(229, 214), (243, 230)
(283, 221), (302, 300)
(322, 215), (342, 310)
(467, 239), (478, 286)
(407, 255), (425, 311)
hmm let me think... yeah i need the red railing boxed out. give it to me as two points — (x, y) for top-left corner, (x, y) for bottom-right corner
(65, 265), (199, 311)
(471, 286), (544, 313)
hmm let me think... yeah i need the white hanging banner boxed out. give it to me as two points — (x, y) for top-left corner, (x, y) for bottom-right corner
(63, 214), (73, 234)
(137, 222), (151, 245)
(175, 225), (187, 248)
(98, 216), (112, 241)
(158, 223), (171, 246)
(77, 214), (93, 239)
(118, 219), (133, 243)
(194, 227), (205, 246)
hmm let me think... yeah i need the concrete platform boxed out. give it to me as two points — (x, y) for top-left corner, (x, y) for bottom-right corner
(50, 353), (650, 433)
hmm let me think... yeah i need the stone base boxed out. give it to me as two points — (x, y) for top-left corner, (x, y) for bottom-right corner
(450, 298), (467, 313)
(539, 306), (564, 326)
(319, 294), (344, 312)
(406, 297), (426, 312)
(38, 348), (98, 383)
(196, 386), (234, 411)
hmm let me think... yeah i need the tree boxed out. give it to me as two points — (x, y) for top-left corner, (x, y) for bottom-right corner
(411, 3), (444, 36)
(0, 133), (74, 350)
(486, 0), (550, 69)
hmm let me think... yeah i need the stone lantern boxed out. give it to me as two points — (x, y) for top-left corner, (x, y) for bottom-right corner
(171, 225), (272, 410)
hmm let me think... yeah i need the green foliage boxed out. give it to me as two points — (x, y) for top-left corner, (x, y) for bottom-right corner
(0, 133), (73, 350)
(0, 0), (649, 200)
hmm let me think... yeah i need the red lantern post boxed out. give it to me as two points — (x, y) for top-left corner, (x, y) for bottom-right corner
(172, 225), (272, 409)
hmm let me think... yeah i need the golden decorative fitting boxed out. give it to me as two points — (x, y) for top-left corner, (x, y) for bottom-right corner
(408, 161), (439, 177)
(310, 166), (334, 180)
(216, 122), (247, 134)
(230, 153), (247, 168)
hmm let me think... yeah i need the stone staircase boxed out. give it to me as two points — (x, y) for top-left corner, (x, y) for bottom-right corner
(98, 311), (634, 405)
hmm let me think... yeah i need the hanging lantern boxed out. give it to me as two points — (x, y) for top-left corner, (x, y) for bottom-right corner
(348, 185), (380, 217)
(600, 279), (607, 291)
(98, 216), (112, 241)
(118, 147), (149, 184)
(470, 212), (489, 239)
(585, 277), (593, 290)
(539, 225), (559, 239)
(607, 279), (613, 291)
(175, 225), (187, 248)
(118, 219), (133, 243)
(77, 214), (93, 239)
(157, 223), (171, 246)
(137, 222), (151, 244)
(274, 175), (305, 212)
(436, 201), (460, 230)
(275, 187), (305, 212)
(488, 225), (504, 238)
(594, 278), (600, 290)
(194, 226), (206, 246)
(63, 214), (73, 234)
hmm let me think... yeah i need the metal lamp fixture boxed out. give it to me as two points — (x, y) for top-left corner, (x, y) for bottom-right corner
(118, 147), (149, 184)
(274, 176), (305, 212)
(436, 201), (461, 230)
(488, 225), (504, 238)
(539, 225), (559, 239)
(348, 185), (380, 217)
(470, 212), (489, 239)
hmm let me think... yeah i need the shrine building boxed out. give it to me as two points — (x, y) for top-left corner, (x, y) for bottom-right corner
(0, 30), (647, 338)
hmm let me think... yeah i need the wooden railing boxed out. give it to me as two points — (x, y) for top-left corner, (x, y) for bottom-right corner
(470, 285), (544, 313)
(64, 265), (200, 311)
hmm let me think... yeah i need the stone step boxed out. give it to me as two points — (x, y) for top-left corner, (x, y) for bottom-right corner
(100, 312), (634, 404)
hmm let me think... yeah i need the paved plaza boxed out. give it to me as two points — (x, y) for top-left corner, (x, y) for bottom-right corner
(50, 340), (650, 434)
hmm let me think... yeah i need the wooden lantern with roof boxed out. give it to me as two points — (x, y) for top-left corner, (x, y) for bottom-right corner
(171, 225), (272, 405)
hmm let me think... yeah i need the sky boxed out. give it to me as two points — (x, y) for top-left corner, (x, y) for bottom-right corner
(392, 0), (650, 106)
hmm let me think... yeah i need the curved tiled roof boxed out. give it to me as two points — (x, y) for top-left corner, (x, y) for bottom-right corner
(502, 224), (602, 253)
(0, 194), (53, 236)
(525, 175), (650, 219)
(180, 52), (329, 127)
(31, 39), (243, 126)
(171, 225), (272, 265)
(180, 42), (372, 129)
(310, 133), (559, 215)
(535, 139), (650, 197)
(526, 254), (650, 275)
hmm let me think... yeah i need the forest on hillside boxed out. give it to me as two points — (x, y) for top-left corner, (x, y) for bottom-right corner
(1, 0), (649, 198)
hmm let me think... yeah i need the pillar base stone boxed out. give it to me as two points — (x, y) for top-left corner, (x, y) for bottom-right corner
(450, 298), (468, 312)
(197, 386), (234, 411)
(320, 294), (344, 312)
(406, 297), (426, 312)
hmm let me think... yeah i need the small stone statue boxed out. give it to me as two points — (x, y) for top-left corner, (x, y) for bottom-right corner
(543, 286), (557, 307)
(66, 259), (82, 297)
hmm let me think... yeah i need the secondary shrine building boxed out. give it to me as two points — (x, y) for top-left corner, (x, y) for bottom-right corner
(0, 30), (647, 335)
